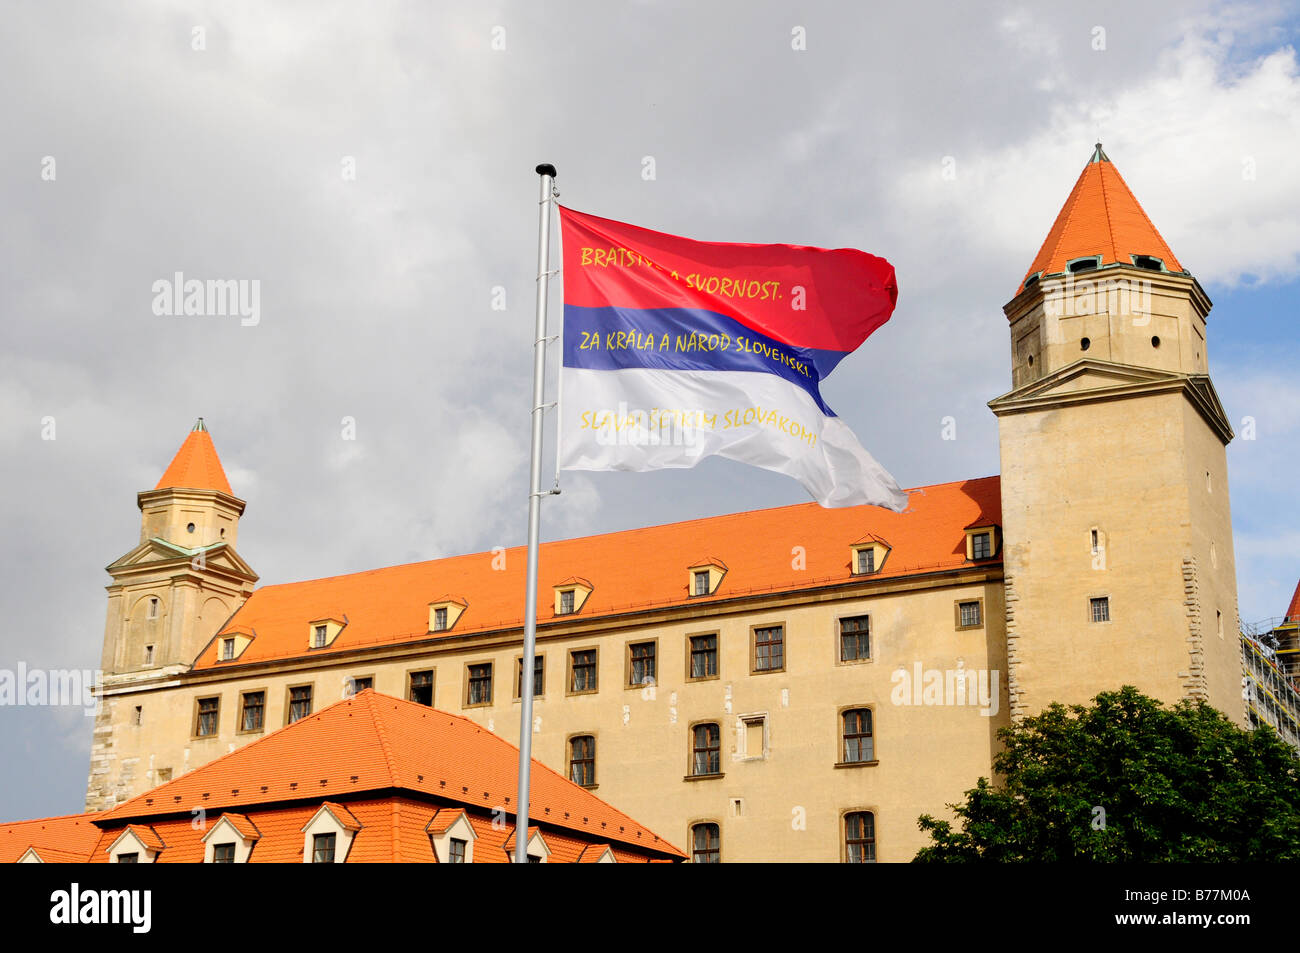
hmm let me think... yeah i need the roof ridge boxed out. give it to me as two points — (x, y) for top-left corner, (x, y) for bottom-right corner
(362, 690), (404, 788)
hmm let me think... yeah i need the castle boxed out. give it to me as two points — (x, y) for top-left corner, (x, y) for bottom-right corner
(85, 146), (1244, 862)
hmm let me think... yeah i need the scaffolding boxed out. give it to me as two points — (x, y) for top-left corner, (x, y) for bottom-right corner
(1240, 627), (1300, 753)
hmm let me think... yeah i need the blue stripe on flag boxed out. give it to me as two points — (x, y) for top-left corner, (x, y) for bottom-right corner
(562, 305), (849, 416)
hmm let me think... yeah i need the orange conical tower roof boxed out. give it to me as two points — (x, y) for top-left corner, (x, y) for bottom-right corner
(155, 418), (234, 495)
(1018, 144), (1184, 294)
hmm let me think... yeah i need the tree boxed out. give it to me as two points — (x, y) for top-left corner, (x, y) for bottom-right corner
(914, 685), (1300, 861)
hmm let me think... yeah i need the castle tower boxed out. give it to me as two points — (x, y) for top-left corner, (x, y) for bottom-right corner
(97, 419), (258, 676)
(990, 145), (1243, 723)
(87, 420), (258, 809)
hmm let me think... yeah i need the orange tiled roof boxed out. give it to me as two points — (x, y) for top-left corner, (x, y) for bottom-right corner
(1286, 579), (1300, 623)
(0, 812), (101, 863)
(154, 419), (234, 496)
(208, 812), (260, 841)
(99, 690), (685, 858)
(200, 476), (1001, 668)
(1018, 144), (1184, 295)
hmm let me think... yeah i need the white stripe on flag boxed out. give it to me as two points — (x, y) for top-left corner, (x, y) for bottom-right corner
(559, 367), (907, 511)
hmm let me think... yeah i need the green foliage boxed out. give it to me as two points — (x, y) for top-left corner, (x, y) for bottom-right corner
(913, 686), (1300, 861)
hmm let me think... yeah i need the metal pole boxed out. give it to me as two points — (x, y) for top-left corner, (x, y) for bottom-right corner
(515, 162), (557, 863)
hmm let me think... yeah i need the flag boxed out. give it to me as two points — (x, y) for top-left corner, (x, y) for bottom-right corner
(557, 206), (907, 511)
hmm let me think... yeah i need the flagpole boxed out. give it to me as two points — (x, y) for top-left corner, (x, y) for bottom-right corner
(515, 162), (557, 863)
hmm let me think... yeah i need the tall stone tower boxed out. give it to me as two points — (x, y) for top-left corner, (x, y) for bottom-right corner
(990, 145), (1243, 723)
(86, 420), (258, 809)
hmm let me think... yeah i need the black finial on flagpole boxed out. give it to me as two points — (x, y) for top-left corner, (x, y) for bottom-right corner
(536, 163), (557, 178)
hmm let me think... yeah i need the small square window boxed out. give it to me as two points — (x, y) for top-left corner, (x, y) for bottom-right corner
(313, 625), (327, 648)
(693, 571), (711, 596)
(971, 533), (991, 560)
(1091, 597), (1110, 623)
(559, 590), (575, 615)
(448, 838), (467, 864)
(856, 548), (875, 574)
(117, 852), (139, 864)
(433, 607), (448, 631)
(957, 600), (982, 629)
(221, 638), (235, 661)
(312, 832), (336, 864)
(213, 843), (235, 864)
(349, 676), (373, 694)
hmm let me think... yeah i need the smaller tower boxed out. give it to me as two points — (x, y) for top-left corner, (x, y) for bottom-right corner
(98, 420), (258, 677)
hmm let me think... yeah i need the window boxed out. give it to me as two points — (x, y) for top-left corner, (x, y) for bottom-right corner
(1080, 336), (1091, 351)
(195, 697), (219, 737)
(1068, 256), (1098, 274)
(689, 634), (718, 679)
(240, 691), (264, 732)
(117, 853), (138, 864)
(957, 600), (982, 629)
(845, 812), (876, 863)
(132, 705), (142, 726)
(570, 649), (597, 693)
(221, 638), (235, 661)
(558, 589), (575, 615)
(691, 823), (720, 863)
(467, 663), (493, 706)
(569, 735), (595, 787)
(856, 547), (875, 574)
(313, 625), (327, 648)
(409, 670), (434, 706)
(628, 641), (656, 687)
(1090, 528), (1099, 553)
(350, 676), (373, 693)
(144, 645), (154, 666)
(1133, 254), (1163, 271)
(212, 843), (235, 864)
(839, 616), (870, 661)
(448, 838), (467, 864)
(691, 723), (721, 776)
(288, 685), (312, 723)
(312, 832), (336, 864)
(146, 597), (159, 620)
(753, 626), (784, 673)
(693, 571), (710, 596)
(971, 532), (991, 560)
(433, 607), (448, 631)
(1091, 597), (1110, 622)
(842, 709), (874, 763)
(742, 716), (765, 759)
(516, 656), (544, 697)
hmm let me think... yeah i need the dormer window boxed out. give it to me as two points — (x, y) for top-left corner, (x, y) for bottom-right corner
(449, 838), (467, 863)
(552, 579), (593, 617)
(312, 833), (336, 863)
(426, 809), (478, 863)
(964, 526), (1000, 561)
(107, 826), (164, 863)
(201, 813), (260, 862)
(307, 618), (345, 650)
(1067, 255), (1100, 274)
(221, 638), (235, 661)
(1131, 254), (1164, 271)
(300, 802), (360, 863)
(1023, 271), (1042, 289)
(428, 597), (467, 634)
(850, 538), (890, 576)
(687, 560), (726, 597)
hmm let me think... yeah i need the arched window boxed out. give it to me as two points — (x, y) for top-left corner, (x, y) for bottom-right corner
(691, 723), (721, 776)
(691, 822), (720, 863)
(569, 735), (595, 787)
(842, 709), (874, 763)
(845, 812), (876, 863)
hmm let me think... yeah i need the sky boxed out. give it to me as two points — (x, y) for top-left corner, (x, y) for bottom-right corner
(1, 0), (1297, 821)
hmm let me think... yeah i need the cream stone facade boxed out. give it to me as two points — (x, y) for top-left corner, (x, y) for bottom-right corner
(84, 147), (1247, 861)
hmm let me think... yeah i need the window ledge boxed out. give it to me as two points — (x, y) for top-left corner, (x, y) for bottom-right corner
(834, 760), (880, 769)
(683, 772), (726, 782)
